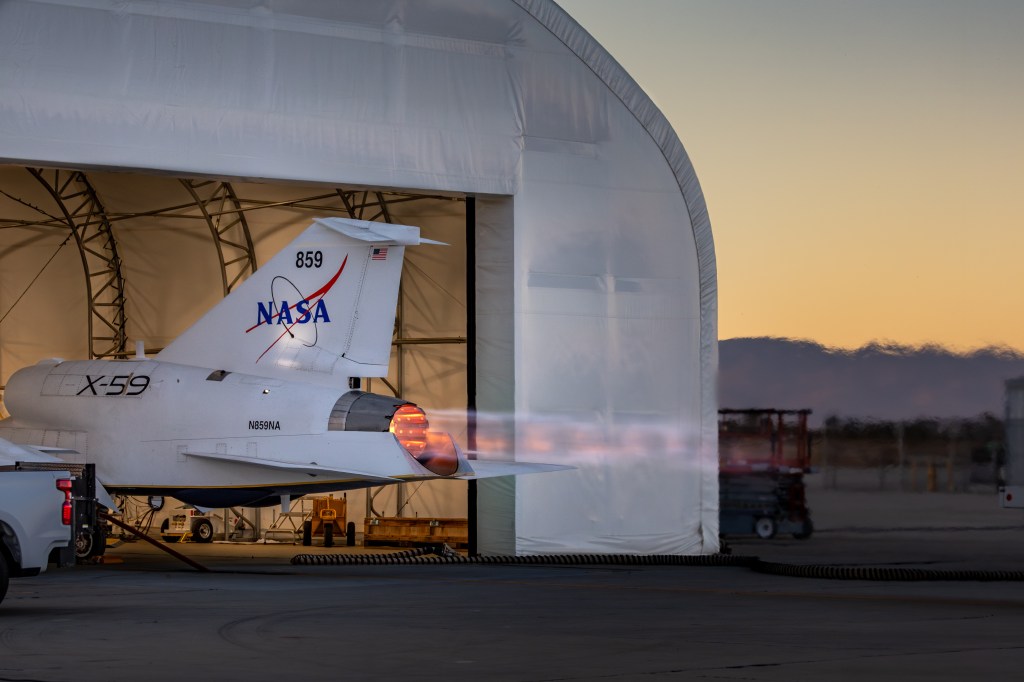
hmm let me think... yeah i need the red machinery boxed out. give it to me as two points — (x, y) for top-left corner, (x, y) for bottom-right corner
(718, 409), (813, 539)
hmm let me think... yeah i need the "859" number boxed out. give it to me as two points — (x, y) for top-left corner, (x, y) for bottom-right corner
(296, 250), (323, 268)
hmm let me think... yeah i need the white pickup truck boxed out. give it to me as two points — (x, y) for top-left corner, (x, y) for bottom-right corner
(0, 453), (77, 606)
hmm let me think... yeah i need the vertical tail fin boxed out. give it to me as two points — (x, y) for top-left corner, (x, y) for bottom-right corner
(157, 218), (439, 388)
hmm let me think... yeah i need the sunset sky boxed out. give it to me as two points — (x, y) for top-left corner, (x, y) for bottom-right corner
(559, 0), (1024, 352)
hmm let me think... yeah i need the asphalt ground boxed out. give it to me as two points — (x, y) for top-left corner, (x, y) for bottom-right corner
(3, 478), (1024, 681)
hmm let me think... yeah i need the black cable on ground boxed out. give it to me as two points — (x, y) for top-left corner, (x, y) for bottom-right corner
(749, 560), (1024, 582)
(291, 545), (1024, 581)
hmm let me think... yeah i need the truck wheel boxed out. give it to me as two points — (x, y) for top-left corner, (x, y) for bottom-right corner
(159, 519), (176, 543)
(90, 523), (108, 559)
(0, 554), (9, 606)
(192, 518), (214, 543)
(754, 517), (777, 539)
(793, 518), (814, 540)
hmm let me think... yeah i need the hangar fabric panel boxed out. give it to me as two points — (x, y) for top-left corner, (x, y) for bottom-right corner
(0, 0), (718, 554)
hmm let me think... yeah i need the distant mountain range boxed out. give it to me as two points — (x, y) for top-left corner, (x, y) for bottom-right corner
(719, 338), (1024, 425)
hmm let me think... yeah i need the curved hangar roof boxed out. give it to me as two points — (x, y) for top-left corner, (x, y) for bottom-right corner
(0, 0), (718, 555)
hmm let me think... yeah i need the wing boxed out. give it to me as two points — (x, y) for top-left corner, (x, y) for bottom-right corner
(182, 449), (400, 484)
(456, 460), (574, 479)
(0, 438), (67, 466)
(2, 441), (120, 511)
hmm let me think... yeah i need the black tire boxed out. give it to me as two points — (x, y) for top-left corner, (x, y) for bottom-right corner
(192, 518), (214, 543)
(160, 519), (177, 543)
(323, 523), (334, 548)
(0, 554), (9, 606)
(92, 523), (108, 558)
(792, 518), (814, 540)
(346, 521), (356, 547)
(754, 517), (777, 540)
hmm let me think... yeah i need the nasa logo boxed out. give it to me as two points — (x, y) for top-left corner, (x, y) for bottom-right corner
(255, 299), (331, 326)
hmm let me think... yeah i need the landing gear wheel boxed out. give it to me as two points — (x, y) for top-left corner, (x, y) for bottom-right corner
(160, 519), (176, 543)
(754, 517), (777, 539)
(792, 518), (814, 540)
(192, 518), (214, 543)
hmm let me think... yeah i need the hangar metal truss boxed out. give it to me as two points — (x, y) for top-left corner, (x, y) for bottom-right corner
(0, 168), (466, 375)
(25, 168), (128, 361)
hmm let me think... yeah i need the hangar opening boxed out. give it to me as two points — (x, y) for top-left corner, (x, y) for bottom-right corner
(0, 0), (718, 555)
(0, 166), (478, 525)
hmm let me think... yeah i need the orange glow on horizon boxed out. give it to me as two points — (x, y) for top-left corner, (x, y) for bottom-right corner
(560, 0), (1024, 353)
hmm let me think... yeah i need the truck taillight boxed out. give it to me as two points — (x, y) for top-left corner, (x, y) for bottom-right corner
(56, 478), (73, 525)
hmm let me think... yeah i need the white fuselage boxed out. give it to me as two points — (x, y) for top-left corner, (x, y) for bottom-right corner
(0, 358), (433, 506)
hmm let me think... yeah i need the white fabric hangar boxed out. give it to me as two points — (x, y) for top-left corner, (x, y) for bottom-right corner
(0, 0), (718, 554)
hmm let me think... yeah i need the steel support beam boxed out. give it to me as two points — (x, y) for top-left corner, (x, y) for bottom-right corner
(179, 179), (258, 296)
(337, 189), (394, 224)
(27, 168), (127, 359)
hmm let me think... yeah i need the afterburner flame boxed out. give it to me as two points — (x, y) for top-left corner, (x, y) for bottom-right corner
(390, 405), (460, 476)
(389, 404), (429, 456)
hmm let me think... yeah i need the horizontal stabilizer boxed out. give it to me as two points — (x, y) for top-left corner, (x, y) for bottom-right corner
(183, 450), (400, 484)
(315, 217), (447, 245)
(457, 460), (574, 479)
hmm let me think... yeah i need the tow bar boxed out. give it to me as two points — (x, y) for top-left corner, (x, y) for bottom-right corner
(99, 511), (209, 572)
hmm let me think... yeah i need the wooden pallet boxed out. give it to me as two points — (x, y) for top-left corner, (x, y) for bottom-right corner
(363, 517), (468, 547)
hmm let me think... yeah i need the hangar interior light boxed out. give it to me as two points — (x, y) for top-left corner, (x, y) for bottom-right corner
(0, 164), (474, 524)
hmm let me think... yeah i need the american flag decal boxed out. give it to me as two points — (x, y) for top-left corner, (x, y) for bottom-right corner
(371, 247), (388, 261)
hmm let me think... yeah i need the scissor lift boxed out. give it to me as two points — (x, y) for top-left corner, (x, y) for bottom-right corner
(718, 409), (814, 540)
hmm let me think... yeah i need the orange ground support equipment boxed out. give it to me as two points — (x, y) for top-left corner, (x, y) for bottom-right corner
(311, 496), (347, 538)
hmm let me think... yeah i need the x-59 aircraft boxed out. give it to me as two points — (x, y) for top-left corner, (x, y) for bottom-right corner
(0, 217), (566, 517)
